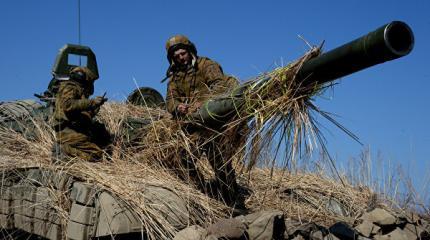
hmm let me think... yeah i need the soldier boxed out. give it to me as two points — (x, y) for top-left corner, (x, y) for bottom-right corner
(165, 35), (238, 115)
(51, 66), (111, 162)
(165, 35), (242, 206)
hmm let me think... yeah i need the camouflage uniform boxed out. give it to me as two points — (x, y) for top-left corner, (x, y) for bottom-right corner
(166, 57), (237, 114)
(165, 35), (241, 204)
(51, 67), (110, 162)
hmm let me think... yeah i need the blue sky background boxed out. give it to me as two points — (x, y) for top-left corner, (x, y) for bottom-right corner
(1, 1), (429, 197)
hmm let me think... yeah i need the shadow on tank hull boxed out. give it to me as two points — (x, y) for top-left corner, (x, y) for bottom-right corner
(0, 167), (189, 239)
(0, 167), (143, 239)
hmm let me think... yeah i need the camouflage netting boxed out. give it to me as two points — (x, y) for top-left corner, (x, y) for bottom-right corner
(0, 48), (388, 238)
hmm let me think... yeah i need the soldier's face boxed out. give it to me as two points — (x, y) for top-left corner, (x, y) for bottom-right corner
(173, 49), (191, 66)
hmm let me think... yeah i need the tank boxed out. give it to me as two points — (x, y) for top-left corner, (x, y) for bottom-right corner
(0, 21), (415, 239)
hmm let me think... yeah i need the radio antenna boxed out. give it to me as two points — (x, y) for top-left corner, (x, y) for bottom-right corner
(78, 0), (82, 65)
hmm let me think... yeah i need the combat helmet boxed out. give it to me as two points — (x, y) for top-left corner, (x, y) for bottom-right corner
(69, 66), (98, 82)
(165, 35), (197, 64)
(69, 66), (97, 96)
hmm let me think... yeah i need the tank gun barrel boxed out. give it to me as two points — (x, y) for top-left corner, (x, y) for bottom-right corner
(298, 21), (414, 86)
(190, 21), (414, 126)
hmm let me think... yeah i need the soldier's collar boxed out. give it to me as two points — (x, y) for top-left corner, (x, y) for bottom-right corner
(190, 53), (197, 67)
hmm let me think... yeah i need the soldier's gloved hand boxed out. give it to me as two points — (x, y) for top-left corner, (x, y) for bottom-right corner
(177, 103), (189, 114)
(92, 96), (108, 108)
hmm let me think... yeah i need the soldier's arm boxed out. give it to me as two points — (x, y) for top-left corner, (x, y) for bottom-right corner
(203, 61), (236, 95)
(57, 84), (97, 114)
(166, 80), (181, 114)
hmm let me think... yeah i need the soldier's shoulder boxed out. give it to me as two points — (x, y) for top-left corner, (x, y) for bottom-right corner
(198, 56), (221, 68)
(57, 80), (82, 93)
(198, 56), (218, 64)
(58, 80), (80, 88)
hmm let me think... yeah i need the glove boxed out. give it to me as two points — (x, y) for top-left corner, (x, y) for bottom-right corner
(176, 103), (189, 114)
(92, 95), (108, 108)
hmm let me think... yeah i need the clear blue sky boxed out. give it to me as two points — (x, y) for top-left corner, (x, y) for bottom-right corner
(1, 1), (429, 193)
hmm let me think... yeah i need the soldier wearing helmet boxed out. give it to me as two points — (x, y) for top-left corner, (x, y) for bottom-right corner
(51, 66), (111, 162)
(165, 35), (238, 115)
(164, 35), (242, 206)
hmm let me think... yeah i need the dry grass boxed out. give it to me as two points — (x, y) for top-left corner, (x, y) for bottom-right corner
(342, 147), (430, 216)
(244, 168), (374, 226)
(0, 115), (228, 239)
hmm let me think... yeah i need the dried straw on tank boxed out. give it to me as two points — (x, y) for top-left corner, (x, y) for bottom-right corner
(0, 48), (380, 238)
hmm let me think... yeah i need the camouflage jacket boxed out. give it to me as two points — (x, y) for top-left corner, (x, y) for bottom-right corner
(52, 81), (98, 129)
(166, 57), (238, 115)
